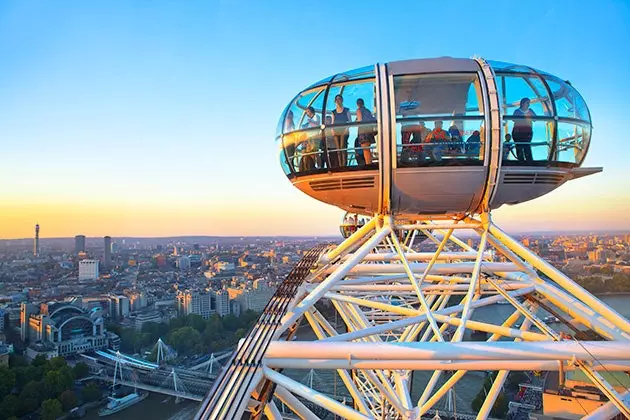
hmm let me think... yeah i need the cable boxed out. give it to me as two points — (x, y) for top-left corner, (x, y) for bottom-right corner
(571, 337), (629, 392)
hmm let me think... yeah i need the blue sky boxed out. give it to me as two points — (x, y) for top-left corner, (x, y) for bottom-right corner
(0, 0), (629, 238)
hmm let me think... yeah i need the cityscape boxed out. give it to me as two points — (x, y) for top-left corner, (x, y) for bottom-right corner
(0, 225), (629, 419)
(0, 228), (328, 419)
(1, 1), (629, 420)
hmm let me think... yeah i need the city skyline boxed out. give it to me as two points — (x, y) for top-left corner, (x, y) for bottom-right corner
(1, 1), (629, 239)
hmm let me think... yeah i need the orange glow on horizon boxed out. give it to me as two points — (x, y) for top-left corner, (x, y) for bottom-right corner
(1, 187), (629, 239)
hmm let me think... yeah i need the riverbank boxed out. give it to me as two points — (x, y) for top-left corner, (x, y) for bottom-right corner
(83, 294), (630, 419)
(82, 393), (195, 420)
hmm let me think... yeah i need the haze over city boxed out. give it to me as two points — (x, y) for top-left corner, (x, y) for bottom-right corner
(1, 0), (629, 238)
(3, 3), (630, 420)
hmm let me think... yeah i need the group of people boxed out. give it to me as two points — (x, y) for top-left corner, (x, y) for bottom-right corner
(401, 120), (481, 163)
(401, 96), (537, 164)
(283, 95), (537, 172)
(341, 213), (367, 237)
(283, 95), (377, 172)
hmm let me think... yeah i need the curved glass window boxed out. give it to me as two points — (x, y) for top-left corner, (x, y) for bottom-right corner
(279, 88), (325, 175)
(488, 60), (551, 76)
(496, 74), (553, 116)
(332, 66), (375, 83)
(284, 127), (325, 174)
(495, 68), (591, 166)
(555, 121), (590, 164)
(393, 73), (485, 167)
(276, 102), (291, 140)
(277, 136), (291, 176)
(544, 77), (590, 121)
(497, 72), (554, 166)
(502, 119), (553, 164)
(488, 60), (532, 73)
(323, 79), (379, 171)
(279, 75), (379, 176)
(283, 88), (325, 134)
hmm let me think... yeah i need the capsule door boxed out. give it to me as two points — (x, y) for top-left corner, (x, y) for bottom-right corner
(386, 59), (488, 216)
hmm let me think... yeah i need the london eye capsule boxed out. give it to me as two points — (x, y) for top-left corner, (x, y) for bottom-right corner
(339, 211), (369, 238)
(276, 57), (599, 218)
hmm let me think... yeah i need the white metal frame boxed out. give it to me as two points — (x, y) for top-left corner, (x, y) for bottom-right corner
(239, 215), (630, 419)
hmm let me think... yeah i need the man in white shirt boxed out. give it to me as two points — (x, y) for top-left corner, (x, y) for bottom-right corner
(304, 106), (320, 127)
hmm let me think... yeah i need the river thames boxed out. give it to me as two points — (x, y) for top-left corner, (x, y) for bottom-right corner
(83, 294), (630, 419)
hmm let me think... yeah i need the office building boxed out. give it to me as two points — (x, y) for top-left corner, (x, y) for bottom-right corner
(79, 260), (99, 281)
(20, 303), (38, 342)
(177, 256), (191, 270)
(215, 290), (230, 317)
(75, 235), (86, 254)
(127, 291), (148, 312)
(176, 290), (215, 319)
(104, 236), (112, 268)
(109, 295), (130, 319)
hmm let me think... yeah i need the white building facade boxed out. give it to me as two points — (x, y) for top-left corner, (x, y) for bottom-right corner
(79, 260), (99, 281)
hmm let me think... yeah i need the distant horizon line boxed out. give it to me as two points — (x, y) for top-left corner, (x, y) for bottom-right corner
(2, 228), (630, 242)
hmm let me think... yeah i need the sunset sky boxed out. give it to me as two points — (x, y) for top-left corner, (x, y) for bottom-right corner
(1, 1), (629, 239)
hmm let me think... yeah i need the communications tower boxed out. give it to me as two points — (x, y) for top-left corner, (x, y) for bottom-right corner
(196, 58), (630, 419)
(33, 223), (40, 257)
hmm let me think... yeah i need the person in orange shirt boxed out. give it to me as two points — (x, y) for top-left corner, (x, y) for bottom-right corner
(424, 120), (451, 161)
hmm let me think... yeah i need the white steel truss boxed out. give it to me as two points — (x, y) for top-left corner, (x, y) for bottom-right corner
(232, 215), (630, 419)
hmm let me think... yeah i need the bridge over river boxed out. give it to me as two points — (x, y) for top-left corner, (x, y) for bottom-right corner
(80, 345), (233, 401)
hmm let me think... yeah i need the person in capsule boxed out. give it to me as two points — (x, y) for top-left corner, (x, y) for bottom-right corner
(448, 123), (463, 154)
(512, 97), (536, 163)
(302, 106), (322, 170)
(424, 120), (451, 161)
(284, 110), (297, 169)
(465, 130), (481, 156)
(355, 98), (376, 166)
(303, 106), (320, 128)
(331, 94), (352, 167)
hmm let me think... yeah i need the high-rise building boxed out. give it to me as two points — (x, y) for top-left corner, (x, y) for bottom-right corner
(104, 236), (112, 268)
(20, 303), (38, 342)
(177, 256), (191, 270)
(176, 290), (215, 319)
(33, 224), (40, 257)
(109, 295), (130, 319)
(79, 260), (99, 281)
(75, 235), (86, 254)
(215, 290), (230, 317)
(229, 282), (275, 312)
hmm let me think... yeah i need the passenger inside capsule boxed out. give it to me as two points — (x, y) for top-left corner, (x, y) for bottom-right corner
(424, 120), (451, 161)
(356, 98), (375, 166)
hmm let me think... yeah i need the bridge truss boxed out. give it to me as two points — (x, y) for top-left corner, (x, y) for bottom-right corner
(85, 346), (226, 402)
(196, 215), (630, 419)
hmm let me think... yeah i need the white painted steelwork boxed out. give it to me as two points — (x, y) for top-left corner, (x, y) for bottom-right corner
(197, 57), (627, 419)
(198, 217), (630, 419)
